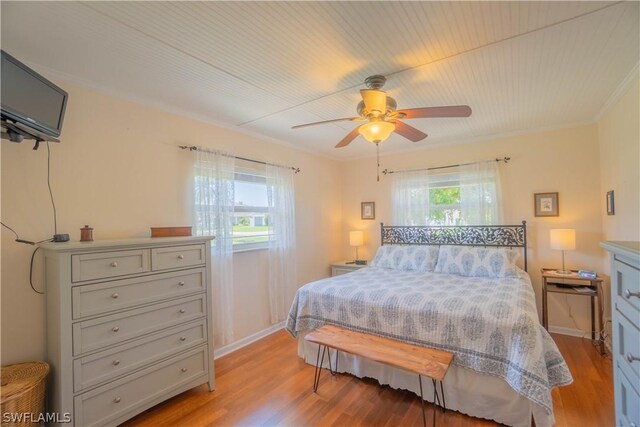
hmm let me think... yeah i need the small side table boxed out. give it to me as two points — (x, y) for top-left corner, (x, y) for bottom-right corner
(331, 261), (367, 277)
(541, 268), (605, 355)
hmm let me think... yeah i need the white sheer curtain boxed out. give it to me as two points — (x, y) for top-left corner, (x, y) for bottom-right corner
(192, 148), (235, 346)
(266, 164), (297, 324)
(392, 169), (431, 225)
(459, 160), (503, 225)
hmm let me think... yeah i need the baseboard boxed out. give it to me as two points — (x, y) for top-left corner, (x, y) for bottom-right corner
(549, 325), (590, 338)
(214, 321), (285, 359)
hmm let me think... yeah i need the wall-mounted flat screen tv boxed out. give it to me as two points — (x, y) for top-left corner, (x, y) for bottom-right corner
(1, 50), (68, 141)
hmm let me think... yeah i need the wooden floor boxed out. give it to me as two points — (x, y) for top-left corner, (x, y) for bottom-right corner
(123, 331), (613, 427)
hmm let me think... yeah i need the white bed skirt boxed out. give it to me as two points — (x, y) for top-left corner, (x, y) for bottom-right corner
(298, 333), (554, 427)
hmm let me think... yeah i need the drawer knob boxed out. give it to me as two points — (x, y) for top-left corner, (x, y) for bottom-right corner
(110, 262), (118, 268)
(112, 326), (120, 332)
(112, 359), (120, 366)
(178, 281), (185, 287)
(626, 353), (640, 363)
(111, 293), (119, 299)
(179, 309), (186, 314)
(114, 397), (121, 403)
(180, 336), (186, 341)
(181, 367), (188, 372)
(178, 254), (185, 260)
(624, 289), (640, 299)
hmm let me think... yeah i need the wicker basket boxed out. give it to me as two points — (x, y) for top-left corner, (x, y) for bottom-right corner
(0, 362), (50, 427)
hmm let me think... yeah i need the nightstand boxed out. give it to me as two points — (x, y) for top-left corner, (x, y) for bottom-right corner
(331, 261), (367, 277)
(541, 268), (604, 355)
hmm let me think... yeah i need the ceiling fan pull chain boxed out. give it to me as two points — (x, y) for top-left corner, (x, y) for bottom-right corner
(376, 142), (380, 182)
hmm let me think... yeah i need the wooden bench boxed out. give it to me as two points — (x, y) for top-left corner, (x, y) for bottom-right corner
(304, 325), (454, 427)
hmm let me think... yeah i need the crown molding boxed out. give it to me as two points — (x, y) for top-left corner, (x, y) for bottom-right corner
(340, 119), (597, 162)
(594, 62), (640, 122)
(22, 60), (629, 164)
(24, 61), (338, 163)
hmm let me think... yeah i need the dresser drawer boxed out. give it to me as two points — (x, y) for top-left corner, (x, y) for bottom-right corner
(72, 250), (150, 282)
(616, 366), (640, 427)
(73, 320), (207, 392)
(74, 345), (208, 427)
(73, 294), (206, 356)
(72, 268), (205, 319)
(616, 310), (640, 382)
(614, 259), (640, 323)
(331, 266), (358, 276)
(151, 244), (206, 271)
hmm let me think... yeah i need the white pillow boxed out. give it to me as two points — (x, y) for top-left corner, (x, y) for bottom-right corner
(434, 245), (520, 278)
(370, 245), (439, 272)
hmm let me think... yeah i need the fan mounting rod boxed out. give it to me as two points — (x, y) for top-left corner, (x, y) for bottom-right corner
(364, 75), (386, 90)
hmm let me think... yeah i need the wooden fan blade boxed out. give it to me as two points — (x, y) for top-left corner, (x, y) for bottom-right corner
(292, 117), (360, 129)
(393, 120), (428, 142)
(335, 127), (361, 148)
(360, 89), (387, 114)
(396, 105), (472, 119)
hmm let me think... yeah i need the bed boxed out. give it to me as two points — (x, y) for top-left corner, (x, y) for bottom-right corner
(286, 222), (573, 427)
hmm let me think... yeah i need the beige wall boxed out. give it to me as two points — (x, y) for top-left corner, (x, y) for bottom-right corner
(597, 76), (640, 247)
(2, 73), (637, 364)
(596, 75), (639, 344)
(1, 82), (343, 364)
(340, 124), (604, 336)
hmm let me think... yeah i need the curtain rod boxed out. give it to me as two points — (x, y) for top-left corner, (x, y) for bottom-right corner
(381, 157), (510, 175)
(179, 145), (300, 173)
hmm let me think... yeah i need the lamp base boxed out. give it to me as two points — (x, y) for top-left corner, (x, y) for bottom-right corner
(554, 269), (573, 275)
(355, 259), (367, 265)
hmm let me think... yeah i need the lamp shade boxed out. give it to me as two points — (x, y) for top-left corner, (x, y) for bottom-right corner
(358, 120), (395, 143)
(550, 229), (576, 250)
(349, 230), (364, 247)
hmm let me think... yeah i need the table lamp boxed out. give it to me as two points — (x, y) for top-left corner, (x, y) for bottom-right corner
(349, 230), (366, 265)
(550, 229), (575, 275)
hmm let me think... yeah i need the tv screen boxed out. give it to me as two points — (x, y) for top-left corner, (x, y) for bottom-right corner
(1, 50), (68, 139)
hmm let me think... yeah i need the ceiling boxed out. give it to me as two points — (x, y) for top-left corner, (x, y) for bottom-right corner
(1, 1), (638, 160)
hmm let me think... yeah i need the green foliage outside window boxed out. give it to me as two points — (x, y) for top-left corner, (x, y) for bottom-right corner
(429, 186), (461, 224)
(429, 187), (460, 205)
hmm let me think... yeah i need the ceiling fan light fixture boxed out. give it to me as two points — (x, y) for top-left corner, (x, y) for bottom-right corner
(358, 120), (395, 144)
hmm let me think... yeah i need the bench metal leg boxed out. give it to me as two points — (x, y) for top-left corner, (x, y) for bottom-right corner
(419, 376), (447, 427)
(313, 346), (341, 392)
(430, 379), (447, 414)
(313, 345), (327, 392)
(328, 349), (338, 376)
(432, 378), (440, 408)
(418, 374), (427, 427)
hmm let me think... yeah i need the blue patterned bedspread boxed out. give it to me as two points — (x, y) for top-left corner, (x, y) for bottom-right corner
(286, 267), (573, 414)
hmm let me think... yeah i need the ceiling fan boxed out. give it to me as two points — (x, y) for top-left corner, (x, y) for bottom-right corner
(292, 75), (472, 148)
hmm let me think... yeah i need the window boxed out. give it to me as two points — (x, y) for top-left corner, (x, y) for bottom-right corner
(429, 186), (461, 225)
(232, 168), (272, 249)
(392, 162), (503, 226)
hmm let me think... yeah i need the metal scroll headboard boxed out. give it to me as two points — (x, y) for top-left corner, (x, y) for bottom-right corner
(380, 221), (528, 271)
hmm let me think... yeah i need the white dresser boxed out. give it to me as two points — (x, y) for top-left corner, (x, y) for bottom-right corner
(601, 241), (640, 427)
(41, 236), (215, 426)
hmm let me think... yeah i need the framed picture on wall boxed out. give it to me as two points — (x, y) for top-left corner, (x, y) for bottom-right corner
(607, 190), (615, 215)
(534, 192), (559, 217)
(361, 202), (375, 220)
